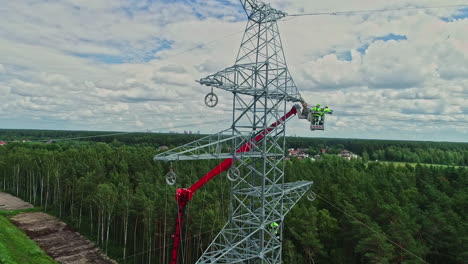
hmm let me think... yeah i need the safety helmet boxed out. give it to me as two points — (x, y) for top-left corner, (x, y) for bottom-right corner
(317, 103), (321, 106)
(325, 105), (329, 108)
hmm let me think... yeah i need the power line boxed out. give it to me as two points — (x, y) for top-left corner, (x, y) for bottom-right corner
(93, 4), (468, 68)
(36, 4), (465, 137)
(314, 192), (430, 264)
(157, 30), (244, 60)
(30, 132), (135, 142)
(288, 4), (468, 17)
(3, 118), (231, 143)
(142, 3), (468, 66)
(113, 4), (468, 67)
(334, 110), (468, 125)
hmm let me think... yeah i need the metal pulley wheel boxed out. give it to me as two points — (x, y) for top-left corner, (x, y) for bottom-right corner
(166, 170), (177, 186)
(204, 89), (218, 108)
(307, 191), (316, 201)
(227, 166), (240, 182)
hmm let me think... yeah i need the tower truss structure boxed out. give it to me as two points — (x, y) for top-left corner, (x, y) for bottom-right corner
(155, 1), (312, 263)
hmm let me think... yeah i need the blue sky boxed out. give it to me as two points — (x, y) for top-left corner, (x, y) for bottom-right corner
(72, 39), (174, 63)
(356, 33), (408, 55)
(0, 0), (467, 142)
(441, 7), (468, 21)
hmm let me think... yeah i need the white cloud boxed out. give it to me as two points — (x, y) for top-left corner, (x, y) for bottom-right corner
(0, 0), (467, 141)
(135, 120), (144, 128)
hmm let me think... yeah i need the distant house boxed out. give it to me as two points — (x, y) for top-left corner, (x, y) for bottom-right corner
(288, 148), (309, 159)
(321, 148), (327, 154)
(0, 141), (6, 146)
(289, 149), (300, 156)
(340, 150), (351, 157)
(338, 150), (358, 160)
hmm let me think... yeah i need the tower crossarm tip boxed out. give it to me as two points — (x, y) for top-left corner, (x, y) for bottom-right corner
(242, 0), (287, 23)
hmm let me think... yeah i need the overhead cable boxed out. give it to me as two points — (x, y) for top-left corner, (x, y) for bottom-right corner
(4, 118), (231, 143)
(334, 110), (468, 125)
(288, 4), (468, 17)
(315, 192), (430, 264)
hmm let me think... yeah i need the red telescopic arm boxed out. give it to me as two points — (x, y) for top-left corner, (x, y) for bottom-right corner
(170, 106), (298, 264)
(188, 106), (298, 194)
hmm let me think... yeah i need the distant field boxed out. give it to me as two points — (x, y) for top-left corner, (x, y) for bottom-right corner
(0, 209), (56, 264)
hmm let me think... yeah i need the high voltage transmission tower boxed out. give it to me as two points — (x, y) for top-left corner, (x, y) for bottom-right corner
(155, 0), (320, 263)
(152, 1), (468, 262)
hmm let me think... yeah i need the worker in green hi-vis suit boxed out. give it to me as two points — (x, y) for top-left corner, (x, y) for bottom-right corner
(270, 221), (280, 240)
(319, 105), (333, 125)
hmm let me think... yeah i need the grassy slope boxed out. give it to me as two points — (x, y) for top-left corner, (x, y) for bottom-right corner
(0, 209), (56, 264)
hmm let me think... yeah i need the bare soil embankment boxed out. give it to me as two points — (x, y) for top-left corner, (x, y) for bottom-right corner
(11, 212), (118, 264)
(0, 192), (117, 264)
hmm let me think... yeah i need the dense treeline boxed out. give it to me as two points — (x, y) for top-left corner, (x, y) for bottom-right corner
(0, 142), (229, 264)
(285, 156), (467, 264)
(0, 143), (229, 263)
(1, 129), (467, 166)
(0, 141), (466, 263)
(0, 129), (204, 148)
(288, 137), (468, 166)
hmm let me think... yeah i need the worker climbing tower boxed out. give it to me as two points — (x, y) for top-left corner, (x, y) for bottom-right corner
(155, 0), (314, 263)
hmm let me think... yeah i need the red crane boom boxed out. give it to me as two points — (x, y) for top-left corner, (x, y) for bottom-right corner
(170, 106), (298, 264)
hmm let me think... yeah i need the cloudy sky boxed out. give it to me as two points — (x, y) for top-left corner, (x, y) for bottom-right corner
(1, 0), (467, 142)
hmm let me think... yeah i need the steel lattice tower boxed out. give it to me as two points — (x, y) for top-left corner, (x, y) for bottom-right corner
(155, 1), (312, 263)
